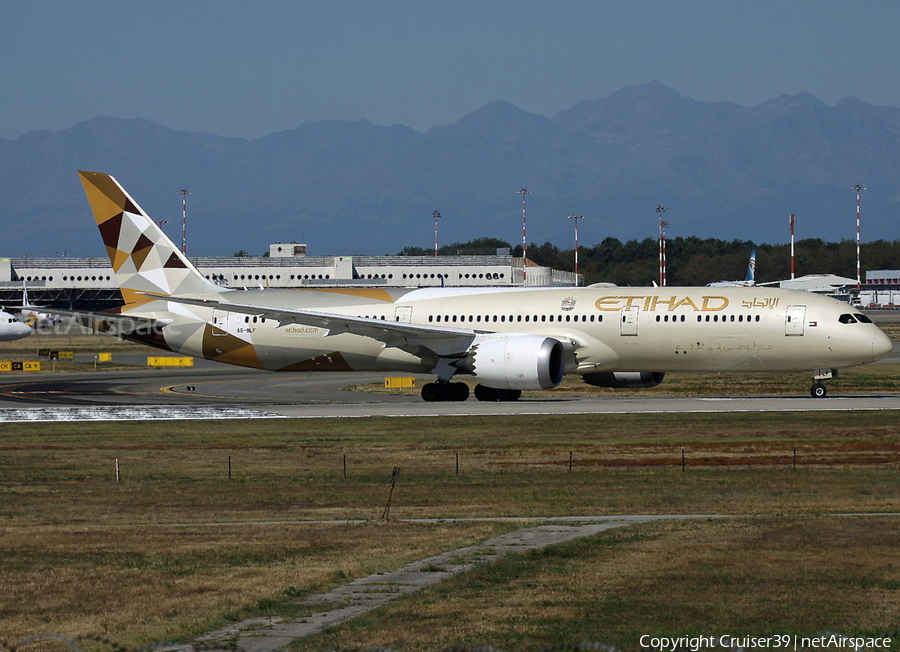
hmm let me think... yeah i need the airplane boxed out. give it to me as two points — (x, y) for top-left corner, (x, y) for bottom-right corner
(14, 281), (65, 328)
(64, 171), (892, 401)
(707, 246), (756, 287)
(0, 308), (32, 342)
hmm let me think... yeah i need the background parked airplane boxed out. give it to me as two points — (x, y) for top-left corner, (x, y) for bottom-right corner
(0, 308), (32, 342)
(64, 172), (892, 400)
(12, 281), (65, 328)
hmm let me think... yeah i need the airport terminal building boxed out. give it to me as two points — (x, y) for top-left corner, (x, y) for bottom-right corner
(0, 243), (581, 310)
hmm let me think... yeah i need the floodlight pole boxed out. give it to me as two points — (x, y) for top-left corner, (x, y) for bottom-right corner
(433, 210), (441, 257)
(656, 205), (667, 286)
(178, 188), (190, 254)
(518, 187), (531, 280)
(853, 185), (865, 290)
(568, 214), (583, 284)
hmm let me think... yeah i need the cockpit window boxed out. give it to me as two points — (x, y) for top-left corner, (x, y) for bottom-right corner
(855, 313), (873, 324)
(838, 314), (857, 324)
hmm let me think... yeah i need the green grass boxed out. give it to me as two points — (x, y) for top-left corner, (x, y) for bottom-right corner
(293, 516), (899, 651)
(1, 413), (898, 649)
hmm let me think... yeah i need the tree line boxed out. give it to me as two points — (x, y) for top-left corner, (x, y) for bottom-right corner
(397, 236), (900, 286)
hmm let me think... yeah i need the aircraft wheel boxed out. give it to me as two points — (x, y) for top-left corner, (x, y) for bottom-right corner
(421, 383), (441, 402)
(474, 384), (497, 402)
(810, 382), (827, 398)
(474, 385), (521, 402)
(450, 382), (470, 402)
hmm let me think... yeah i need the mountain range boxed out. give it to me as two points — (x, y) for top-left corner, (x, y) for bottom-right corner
(1, 81), (898, 258)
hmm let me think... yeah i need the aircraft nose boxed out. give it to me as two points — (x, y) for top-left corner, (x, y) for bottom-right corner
(872, 329), (893, 362)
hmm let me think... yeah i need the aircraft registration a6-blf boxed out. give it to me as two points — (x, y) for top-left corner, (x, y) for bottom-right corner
(72, 171), (892, 401)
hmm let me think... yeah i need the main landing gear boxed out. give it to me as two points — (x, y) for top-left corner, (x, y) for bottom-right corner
(473, 385), (521, 402)
(810, 382), (827, 398)
(420, 382), (522, 402)
(421, 381), (469, 402)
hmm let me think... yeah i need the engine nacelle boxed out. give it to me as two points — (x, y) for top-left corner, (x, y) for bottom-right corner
(582, 371), (665, 389)
(466, 335), (565, 390)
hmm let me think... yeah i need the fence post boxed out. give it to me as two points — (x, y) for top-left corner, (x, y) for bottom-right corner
(382, 467), (401, 521)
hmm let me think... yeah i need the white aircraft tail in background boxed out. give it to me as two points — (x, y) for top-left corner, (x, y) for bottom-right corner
(14, 280), (65, 327)
(708, 246), (756, 287)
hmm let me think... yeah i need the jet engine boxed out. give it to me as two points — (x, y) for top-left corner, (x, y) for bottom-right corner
(582, 371), (665, 389)
(465, 335), (565, 390)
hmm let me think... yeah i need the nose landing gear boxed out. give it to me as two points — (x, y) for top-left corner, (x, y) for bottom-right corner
(810, 368), (835, 398)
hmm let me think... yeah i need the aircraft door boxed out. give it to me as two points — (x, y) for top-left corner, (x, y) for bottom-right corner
(785, 305), (806, 336)
(394, 306), (413, 323)
(211, 309), (229, 337)
(620, 306), (639, 336)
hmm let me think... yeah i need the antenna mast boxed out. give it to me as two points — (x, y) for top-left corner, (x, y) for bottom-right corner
(852, 185), (865, 290)
(656, 205), (667, 286)
(790, 214), (795, 280)
(518, 187), (531, 280)
(568, 214), (583, 284)
(178, 188), (191, 254)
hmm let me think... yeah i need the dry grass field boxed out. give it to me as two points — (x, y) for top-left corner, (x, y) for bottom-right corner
(1, 412), (898, 650)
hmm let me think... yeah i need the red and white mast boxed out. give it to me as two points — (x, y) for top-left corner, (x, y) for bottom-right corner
(518, 187), (530, 280)
(853, 185), (865, 290)
(568, 214), (583, 284)
(655, 205), (667, 286)
(790, 213), (795, 280)
(178, 187), (190, 255)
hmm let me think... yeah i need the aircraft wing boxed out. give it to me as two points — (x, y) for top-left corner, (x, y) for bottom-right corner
(39, 308), (171, 334)
(152, 295), (480, 359)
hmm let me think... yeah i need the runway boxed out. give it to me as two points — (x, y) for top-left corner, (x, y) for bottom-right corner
(3, 363), (900, 421)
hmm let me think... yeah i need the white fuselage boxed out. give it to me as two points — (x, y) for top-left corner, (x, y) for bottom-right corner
(131, 285), (891, 376)
(0, 309), (32, 342)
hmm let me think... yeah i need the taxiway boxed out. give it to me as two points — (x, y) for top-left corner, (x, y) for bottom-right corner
(2, 363), (900, 421)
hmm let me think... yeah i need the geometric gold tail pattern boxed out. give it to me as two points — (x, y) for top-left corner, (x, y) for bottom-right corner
(78, 171), (219, 304)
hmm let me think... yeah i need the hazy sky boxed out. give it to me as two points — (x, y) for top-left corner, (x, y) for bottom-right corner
(2, 0), (899, 139)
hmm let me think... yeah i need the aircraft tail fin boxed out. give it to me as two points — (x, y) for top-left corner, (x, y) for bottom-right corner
(21, 280), (29, 308)
(77, 171), (219, 304)
(745, 246), (757, 283)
